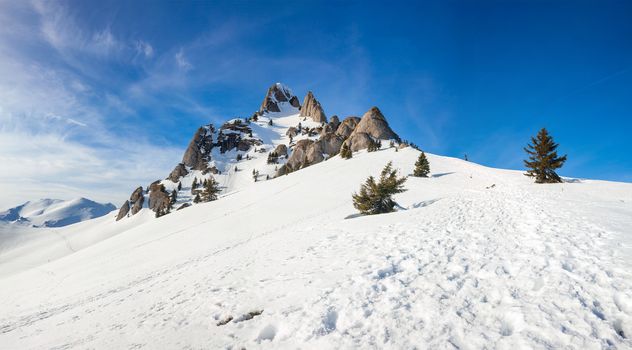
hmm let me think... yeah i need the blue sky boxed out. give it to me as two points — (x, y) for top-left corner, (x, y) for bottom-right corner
(1, 0), (631, 207)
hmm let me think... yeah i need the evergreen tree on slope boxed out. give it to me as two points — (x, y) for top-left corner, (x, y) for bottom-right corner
(524, 128), (567, 183)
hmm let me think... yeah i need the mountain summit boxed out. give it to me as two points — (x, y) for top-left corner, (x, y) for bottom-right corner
(0, 198), (115, 227)
(116, 83), (401, 220)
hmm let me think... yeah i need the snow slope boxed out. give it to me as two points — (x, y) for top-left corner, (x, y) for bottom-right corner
(1, 148), (631, 349)
(0, 198), (116, 227)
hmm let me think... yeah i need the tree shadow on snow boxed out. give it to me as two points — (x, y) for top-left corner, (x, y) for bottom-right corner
(410, 198), (441, 209)
(431, 172), (455, 178)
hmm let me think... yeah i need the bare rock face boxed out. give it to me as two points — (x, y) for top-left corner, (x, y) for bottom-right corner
(350, 107), (400, 141)
(116, 200), (130, 221)
(286, 127), (298, 138)
(299, 91), (327, 123)
(168, 163), (188, 182)
(259, 83), (300, 114)
(305, 143), (325, 165)
(315, 132), (344, 155)
(344, 132), (374, 152)
(329, 115), (340, 130)
(335, 116), (361, 139)
(148, 182), (170, 213)
(130, 186), (144, 215)
(274, 144), (288, 157)
(182, 125), (214, 171)
(286, 139), (314, 171)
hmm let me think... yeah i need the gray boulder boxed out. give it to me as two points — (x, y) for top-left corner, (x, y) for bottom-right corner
(315, 132), (344, 155)
(344, 132), (374, 152)
(274, 144), (288, 157)
(286, 127), (298, 138)
(148, 182), (170, 213)
(116, 200), (130, 221)
(335, 116), (361, 139)
(130, 186), (144, 215)
(299, 91), (327, 123)
(168, 163), (188, 182)
(305, 143), (325, 165)
(286, 139), (314, 170)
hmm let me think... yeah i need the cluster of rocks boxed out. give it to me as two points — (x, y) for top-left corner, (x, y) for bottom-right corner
(115, 83), (401, 221)
(278, 103), (399, 175)
(258, 83), (300, 114)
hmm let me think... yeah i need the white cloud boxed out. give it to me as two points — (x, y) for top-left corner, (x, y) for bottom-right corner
(135, 40), (154, 58)
(175, 48), (193, 71)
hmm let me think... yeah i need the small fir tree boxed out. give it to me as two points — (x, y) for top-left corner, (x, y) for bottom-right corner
(193, 193), (201, 203)
(524, 128), (567, 183)
(352, 162), (407, 215)
(177, 182), (182, 191)
(268, 119), (273, 126)
(413, 151), (430, 177)
(340, 143), (352, 159)
(201, 177), (221, 202)
(367, 139), (382, 152)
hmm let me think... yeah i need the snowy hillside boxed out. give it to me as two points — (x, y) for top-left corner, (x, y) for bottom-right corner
(0, 198), (116, 228)
(1, 148), (631, 349)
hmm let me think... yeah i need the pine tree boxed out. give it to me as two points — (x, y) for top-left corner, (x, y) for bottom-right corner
(340, 142), (352, 159)
(193, 193), (201, 203)
(524, 128), (567, 183)
(352, 162), (407, 215)
(177, 182), (182, 191)
(268, 119), (273, 126)
(367, 139), (381, 152)
(413, 151), (430, 177)
(200, 176), (221, 202)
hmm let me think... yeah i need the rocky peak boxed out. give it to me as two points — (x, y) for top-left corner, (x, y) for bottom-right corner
(259, 83), (300, 114)
(182, 125), (214, 171)
(299, 91), (327, 123)
(351, 107), (399, 141)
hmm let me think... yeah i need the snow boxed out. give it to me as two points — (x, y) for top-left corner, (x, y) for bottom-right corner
(1, 148), (631, 349)
(0, 198), (116, 227)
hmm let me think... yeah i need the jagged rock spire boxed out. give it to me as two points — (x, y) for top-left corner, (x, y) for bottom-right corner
(299, 91), (327, 123)
(259, 83), (300, 114)
(343, 107), (400, 151)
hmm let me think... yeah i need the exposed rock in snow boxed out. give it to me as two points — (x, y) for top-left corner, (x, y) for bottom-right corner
(259, 83), (300, 114)
(344, 131), (374, 152)
(350, 106), (399, 141)
(299, 91), (327, 123)
(286, 139), (315, 171)
(182, 125), (214, 170)
(116, 200), (130, 221)
(168, 163), (188, 182)
(274, 144), (288, 157)
(335, 116), (361, 139)
(130, 187), (144, 215)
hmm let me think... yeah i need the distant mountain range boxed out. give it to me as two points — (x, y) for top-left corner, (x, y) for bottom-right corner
(0, 198), (116, 228)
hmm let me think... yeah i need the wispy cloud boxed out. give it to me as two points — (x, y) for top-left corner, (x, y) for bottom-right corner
(175, 48), (193, 71)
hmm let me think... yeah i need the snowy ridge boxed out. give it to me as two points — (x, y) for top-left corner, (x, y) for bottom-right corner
(1, 148), (631, 348)
(0, 198), (116, 228)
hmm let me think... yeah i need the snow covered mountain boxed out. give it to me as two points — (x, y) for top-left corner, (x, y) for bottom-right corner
(0, 84), (631, 349)
(115, 83), (400, 221)
(0, 198), (116, 228)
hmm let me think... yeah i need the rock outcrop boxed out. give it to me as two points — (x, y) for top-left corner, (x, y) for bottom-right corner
(299, 91), (327, 123)
(116, 200), (130, 221)
(130, 187), (145, 215)
(168, 163), (188, 182)
(148, 182), (170, 213)
(350, 107), (399, 141)
(259, 83), (300, 114)
(274, 144), (288, 157)
(335, 116), (361, 139)
(182, 125), (214, 171)
(344, 132), (374, 151)
(285, 139), (314, 171)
